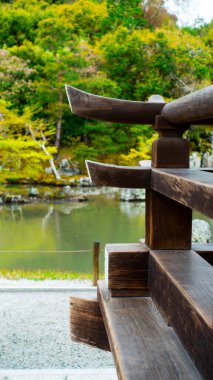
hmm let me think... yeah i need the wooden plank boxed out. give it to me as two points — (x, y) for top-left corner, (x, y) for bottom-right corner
(151, 168), (213, 218)
(98, 280), (202, 380)
(161, 85), (213, 125)
(65, 85), (165, 124)
(105, 243), (149, 297)
(149, 250), (213, 380)
(145, 189), (192, 249)
(70, 293), (110, 351)
(193, 243), (213, 265)
(86, 160), (151, 188)
(110, 289), (149, 297)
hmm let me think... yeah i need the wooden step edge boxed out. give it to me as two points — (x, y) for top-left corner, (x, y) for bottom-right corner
(86, 160), (151, 188)
(70, 293), (110, 351)
(98, 280), (202, 380)
(149, 250), (213, 380)
(105, 243), (149, 297)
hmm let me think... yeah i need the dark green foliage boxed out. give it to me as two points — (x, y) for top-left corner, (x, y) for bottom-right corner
(0, 0), (212, 174)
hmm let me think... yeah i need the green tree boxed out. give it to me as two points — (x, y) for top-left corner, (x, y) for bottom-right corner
(0, 100), (57, 181)
(0, 49), (35, 111)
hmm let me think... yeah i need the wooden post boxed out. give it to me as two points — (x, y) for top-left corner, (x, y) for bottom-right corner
(145, 116), (192, 249)
(93, 241), (100, 286)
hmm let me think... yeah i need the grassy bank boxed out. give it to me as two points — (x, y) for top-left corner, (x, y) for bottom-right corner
(0, 269), (96, 281)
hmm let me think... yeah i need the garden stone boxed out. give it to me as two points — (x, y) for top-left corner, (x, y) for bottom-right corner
(60, 158), (70, 169)
(202, 152), (213, 168)
(29, 187), (39, 197)
(79, 177), (91, 187)
(62, 185), (72, 196)
(192, 219), (212, 243)
(120, 189), (145, 202)
(190, 153), (201, 168)
(4, 195), (28, 204)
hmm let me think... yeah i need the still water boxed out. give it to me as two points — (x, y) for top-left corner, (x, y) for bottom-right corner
(0, 192), (212, 273)
(0, 193), (146, 273)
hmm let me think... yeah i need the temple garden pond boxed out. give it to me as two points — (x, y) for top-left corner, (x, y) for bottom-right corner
(0, 186), (212, 275)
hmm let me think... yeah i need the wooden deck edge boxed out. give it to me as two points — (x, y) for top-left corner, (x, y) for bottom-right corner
(149, 250), (213, 380)
(70, 293), (110, 351)
(98, 280), (202, 380)
(151, 169), (213, 218)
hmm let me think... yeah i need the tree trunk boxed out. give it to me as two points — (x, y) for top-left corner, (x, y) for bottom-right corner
(55, 91), (63, 154)
(29, 126), (61, 181)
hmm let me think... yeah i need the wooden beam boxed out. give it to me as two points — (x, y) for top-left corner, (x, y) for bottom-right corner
(98, 280), (202, 380)
(105, 243), (149, 297)
(146, 118), (192, 250)
(161, 85), (213, 125)
(70, 293), (110, 351)
(149, 250), (213, 380)
(65, 85), (165, 124)
(145, 190), (192, 249)
(152, 137), (189, 168)
(86, 160), (151, 188)
(193, 243), (213, 265)
(151, 168), (213, 218)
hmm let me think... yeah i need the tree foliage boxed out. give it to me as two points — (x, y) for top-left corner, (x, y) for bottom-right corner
(0, 100), (57, 181)
(0, 0), (212, 177)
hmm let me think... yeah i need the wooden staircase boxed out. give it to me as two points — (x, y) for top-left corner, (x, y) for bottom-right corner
(67, 85), (213, 380)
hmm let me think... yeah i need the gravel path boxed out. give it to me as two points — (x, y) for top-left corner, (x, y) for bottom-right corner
(0, 289), (114, 369)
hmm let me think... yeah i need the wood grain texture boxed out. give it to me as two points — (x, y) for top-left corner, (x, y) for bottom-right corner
(149, 250), (213, 380)
(70, 293), (110, 351)
(151, 168), (213, 218)
(86, 160), (151, 188)
(145, 189), (192, 249)
(65, 85), (165, 124)
(152, 138), (189, 168)
(192, 243), (213, 265)
(98, 280), (202, 380)
(105, 243), (149, 296)
(161, 85), (213, 125)
(110, 289), (149, 297)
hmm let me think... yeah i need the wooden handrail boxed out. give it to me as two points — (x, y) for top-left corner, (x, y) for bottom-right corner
(151, 168), (213, 218)
(66, 84), (213, 126)
(86, 160), (151, 188)
(65, 85), (165, 124)
(161, 85), (213, 125)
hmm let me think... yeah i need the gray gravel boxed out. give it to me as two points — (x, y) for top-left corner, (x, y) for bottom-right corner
(0, 291), (114, 369)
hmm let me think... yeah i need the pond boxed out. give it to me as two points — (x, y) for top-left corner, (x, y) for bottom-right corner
(0, 188), (212, 274)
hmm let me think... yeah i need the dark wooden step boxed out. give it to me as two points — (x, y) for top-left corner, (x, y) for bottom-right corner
(98, 280), (202, 380)
(70, 292), (110, 351)
(149, 250), (213, 380)
(105, 243), (149, 297)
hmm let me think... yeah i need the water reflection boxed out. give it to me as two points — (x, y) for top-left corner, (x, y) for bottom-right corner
(120, 201), (145, 218)
(0, 196), (146, 273)
(0, 197), (212, 273)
